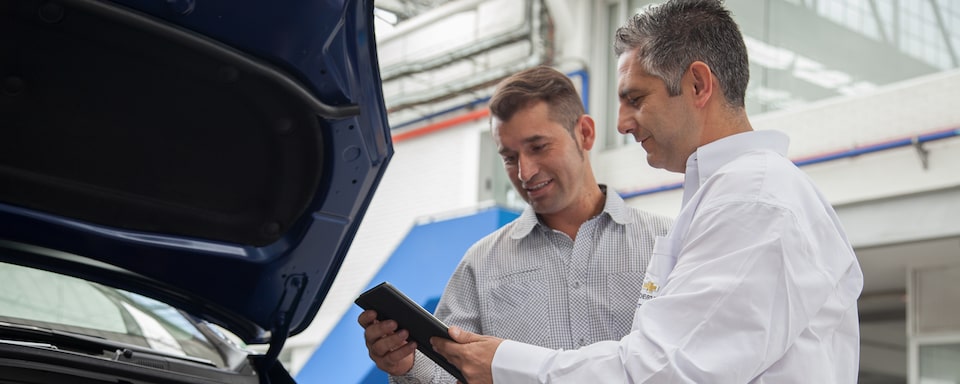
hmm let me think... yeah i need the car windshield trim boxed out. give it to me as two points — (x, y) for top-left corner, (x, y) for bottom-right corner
(0, 320), (217, 367)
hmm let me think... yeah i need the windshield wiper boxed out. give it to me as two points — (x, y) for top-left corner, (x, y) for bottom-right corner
(0, 320), (215, 367)
(0, 321), (259, 383)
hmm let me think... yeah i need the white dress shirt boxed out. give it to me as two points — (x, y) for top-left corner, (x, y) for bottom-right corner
(492, 130), (864, 383)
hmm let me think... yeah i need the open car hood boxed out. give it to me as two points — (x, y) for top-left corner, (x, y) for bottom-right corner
(0, 0), (391, 353)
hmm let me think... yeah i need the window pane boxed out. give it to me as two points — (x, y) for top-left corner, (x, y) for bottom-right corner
(919, 343), (960, 383)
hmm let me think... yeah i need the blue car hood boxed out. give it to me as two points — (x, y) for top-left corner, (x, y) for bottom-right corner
(0, 0), (392, 346)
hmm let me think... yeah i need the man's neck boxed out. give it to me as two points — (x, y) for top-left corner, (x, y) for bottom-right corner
(700, 106), (753, 147)
(539, 185), (606, 241)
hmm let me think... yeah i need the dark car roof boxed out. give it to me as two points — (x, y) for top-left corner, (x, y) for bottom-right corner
(0, 0), (392, 346)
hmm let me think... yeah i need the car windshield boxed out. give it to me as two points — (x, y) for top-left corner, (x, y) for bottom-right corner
(0, 261), (235, 367)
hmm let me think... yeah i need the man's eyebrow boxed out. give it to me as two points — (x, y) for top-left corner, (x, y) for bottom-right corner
(618, 88), (642, 100)
(498, 135), (549, 155)
(522, 135), (547, 144)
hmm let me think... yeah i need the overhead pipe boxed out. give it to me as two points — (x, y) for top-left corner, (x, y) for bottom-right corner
(391, 96), (491, 132)
(386, 72), (960, 202)
(377, 0), (488, 45)
(392, 108), (490, 142)
(790, 127), (959, 166)
(391, 69), (590, 142)
(386, 0), (546, 112)
(381, 28), (531, 82)
(379, 0), (532, 82)
(618, 127), (960, 199)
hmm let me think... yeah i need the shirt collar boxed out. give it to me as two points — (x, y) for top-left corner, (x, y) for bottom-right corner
(510, 184), (627, 239)
(682, 130), (790, 205)
(601, 185), (633, 225)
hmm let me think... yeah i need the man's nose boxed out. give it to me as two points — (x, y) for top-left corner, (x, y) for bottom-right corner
(616, 105), (635, 135)
(517, 155), (538, 183)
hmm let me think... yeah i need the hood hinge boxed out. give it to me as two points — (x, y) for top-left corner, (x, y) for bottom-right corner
(255, 273), (307, 384)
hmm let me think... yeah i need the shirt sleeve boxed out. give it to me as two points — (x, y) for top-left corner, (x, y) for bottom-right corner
(389, 350), (431, 384)
(391, 245), (485, 384)
(493, 201), (847, 383)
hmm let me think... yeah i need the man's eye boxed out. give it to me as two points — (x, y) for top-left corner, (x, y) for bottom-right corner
(531, 144), (546, 152)
(502, 156), (517, 165)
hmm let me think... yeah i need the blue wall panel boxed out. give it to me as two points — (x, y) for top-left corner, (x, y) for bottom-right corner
(296, 207), (519, 383)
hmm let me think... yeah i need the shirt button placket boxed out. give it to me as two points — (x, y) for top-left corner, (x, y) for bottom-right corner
(569, 220), (593, 351)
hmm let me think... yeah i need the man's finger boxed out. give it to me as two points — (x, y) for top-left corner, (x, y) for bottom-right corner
(432, 326), (471, 361)
(383, 339), (417, 361)
(370, 329), (409, 356)
(447, 326), (477, 343)
(358, 310), (380, 327)
(363, 319), (399, 345)
(432, 336), (456, 362)
(373, 339), (417, 375)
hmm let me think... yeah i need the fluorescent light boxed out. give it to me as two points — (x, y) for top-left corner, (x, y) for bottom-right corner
(745, 36), (796, 70)
(745, 35), (875, 95)
(837, 81), (878, 96)
(792, 56), (852, 89)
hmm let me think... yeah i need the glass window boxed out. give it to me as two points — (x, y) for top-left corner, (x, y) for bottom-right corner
(601, 0), (960, 149)
(919, 342), (960, 383)
(913, 265), (960, 334)
(0, 261), (234, 367)
(0, 262), (128, 333)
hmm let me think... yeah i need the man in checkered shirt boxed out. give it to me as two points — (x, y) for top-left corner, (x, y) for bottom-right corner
(358, 66), (672, 384)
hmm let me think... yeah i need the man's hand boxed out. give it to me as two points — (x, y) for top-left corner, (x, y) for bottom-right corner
(358, 309), (417, 376)
(432, 326), (504, 384)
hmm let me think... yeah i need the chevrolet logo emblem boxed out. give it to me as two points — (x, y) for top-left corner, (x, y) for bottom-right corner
(642, 281), (659, 293)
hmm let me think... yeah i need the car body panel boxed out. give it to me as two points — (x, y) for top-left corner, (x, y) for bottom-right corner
(0, 0), (392, 354)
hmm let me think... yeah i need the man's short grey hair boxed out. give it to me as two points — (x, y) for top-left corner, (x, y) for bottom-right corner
(614, 0), (749, 108)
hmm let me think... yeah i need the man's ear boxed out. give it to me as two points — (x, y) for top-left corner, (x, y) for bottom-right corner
(688, 61), (714, 108)
(576, 114), (596, 151)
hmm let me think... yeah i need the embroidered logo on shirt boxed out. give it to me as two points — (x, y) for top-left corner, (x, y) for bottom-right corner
(637, 280), (659, 308)
(642, 281), (659, 293)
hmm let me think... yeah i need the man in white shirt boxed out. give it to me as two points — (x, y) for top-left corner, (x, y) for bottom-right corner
(358, 66), (672, 383)
(432, 0), (864, 383)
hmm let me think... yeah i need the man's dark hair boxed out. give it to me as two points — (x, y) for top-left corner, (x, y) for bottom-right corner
(614, 0), (749, 108)
(489, 66), (584, 136)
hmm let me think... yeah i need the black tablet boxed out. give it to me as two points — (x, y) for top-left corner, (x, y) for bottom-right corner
(355, 282), (467, 383)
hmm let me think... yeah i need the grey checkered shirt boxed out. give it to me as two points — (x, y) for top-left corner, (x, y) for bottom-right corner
(391, 186), (672, 384)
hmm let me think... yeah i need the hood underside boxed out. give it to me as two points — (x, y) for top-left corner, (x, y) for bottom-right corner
(0, 0), (392, 346)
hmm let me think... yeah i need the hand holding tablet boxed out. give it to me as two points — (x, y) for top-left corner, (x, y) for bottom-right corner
(355, 282), (468, 383)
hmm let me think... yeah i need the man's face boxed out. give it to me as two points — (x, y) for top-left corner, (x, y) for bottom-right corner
(615, 49), (700, 173)
(494, 101), (591, 216)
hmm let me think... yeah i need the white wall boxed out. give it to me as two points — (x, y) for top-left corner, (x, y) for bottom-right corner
(598, 68), (960, 228)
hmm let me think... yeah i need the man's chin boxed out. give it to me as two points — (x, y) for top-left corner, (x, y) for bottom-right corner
(645, 155), (666, 170)
(530, 200), (561, 216)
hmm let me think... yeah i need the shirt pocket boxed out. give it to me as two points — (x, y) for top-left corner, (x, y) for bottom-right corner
(484, 268), (550, 344)
(636, 236), (677, 307)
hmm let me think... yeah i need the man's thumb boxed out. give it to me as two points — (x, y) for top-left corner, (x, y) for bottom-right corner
(448, 326), (470, 342)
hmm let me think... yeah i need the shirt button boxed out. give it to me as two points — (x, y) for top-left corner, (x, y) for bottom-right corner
(572, 281), (581, 289)
(578, 338), (585, 346)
